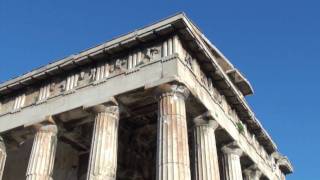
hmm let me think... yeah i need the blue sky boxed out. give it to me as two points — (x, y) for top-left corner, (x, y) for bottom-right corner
(0, 0), (318, 179)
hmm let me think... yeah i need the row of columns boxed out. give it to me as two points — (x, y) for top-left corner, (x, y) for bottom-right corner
(156, 84), (263, 180)
(0, 84), (266, 180)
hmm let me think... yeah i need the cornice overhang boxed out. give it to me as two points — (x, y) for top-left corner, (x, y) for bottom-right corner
(226, 69), (254, 96)
(0, 12), (279, 155)
(272, 152), (294, 174)
(278, 157), (294, 174)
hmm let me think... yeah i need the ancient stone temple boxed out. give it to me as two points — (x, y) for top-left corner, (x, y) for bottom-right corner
(0, 13), (293, 180)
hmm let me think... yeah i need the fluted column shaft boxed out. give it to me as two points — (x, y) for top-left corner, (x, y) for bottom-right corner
(87, 104), (119, 180)
(26, 124), (58, 180)
(243, 165), (262, 180)
(193, 114), (220, 180)
(156, 84), (191, 180)
(221, 143), (243, 180)
(0, 137), (6, 180)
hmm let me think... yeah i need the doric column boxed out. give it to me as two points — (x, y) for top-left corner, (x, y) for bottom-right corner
(156, 84), (191, 180)
(193, 112), (220, 180)
(243, 165), (262, 180)
(0, 137), (6, 180)
(86, 102), (119, 180)
(26, 124), (58, 180)
(221, 142), (244, 180)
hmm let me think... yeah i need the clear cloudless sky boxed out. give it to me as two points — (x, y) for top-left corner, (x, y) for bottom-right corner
(0, 0), (319, 179)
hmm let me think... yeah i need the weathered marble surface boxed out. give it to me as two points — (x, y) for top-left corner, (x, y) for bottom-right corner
(0, 13), (292, 180)
(86, 103), (119, 180)
(192, 113), (220, 180)
(156, 84), (191, 180)
(221, 143), (243, 180)
(26, 124), (58, 180)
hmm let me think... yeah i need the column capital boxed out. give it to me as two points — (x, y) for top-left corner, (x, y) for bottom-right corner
(91, 104), (119, 115)
(85, 99), (119, 115)
(37, 124), (58, 134)
(221, 142), (243, 156)
(193, 111), (219, 130)
(243, 165), (262, 179)
(32, 116), (58, 134)
(156, 83), (190, 99)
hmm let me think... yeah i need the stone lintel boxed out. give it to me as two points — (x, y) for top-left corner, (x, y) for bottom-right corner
(0, 56), (175, 132)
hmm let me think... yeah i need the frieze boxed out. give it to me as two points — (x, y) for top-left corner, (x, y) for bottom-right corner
(0, 36), (178, 116)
